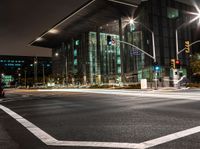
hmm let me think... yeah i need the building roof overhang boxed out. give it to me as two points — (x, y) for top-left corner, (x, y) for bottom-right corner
(30, 0), (141, 48)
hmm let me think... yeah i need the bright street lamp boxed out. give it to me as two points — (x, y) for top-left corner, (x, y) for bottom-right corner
(55, 53), (59, 57)
(129, 19), (134, 25)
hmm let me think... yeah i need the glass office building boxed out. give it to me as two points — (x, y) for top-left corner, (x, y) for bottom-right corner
(31, 0), (200, 86)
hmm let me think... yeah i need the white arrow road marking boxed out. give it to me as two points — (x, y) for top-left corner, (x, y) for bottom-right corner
(0, 104), (200, 149)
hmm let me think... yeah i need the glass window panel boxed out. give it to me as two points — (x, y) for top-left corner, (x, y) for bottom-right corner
(167, 7), (179, 19)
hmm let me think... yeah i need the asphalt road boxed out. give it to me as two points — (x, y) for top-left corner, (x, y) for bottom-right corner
(0, 89), (200, 149)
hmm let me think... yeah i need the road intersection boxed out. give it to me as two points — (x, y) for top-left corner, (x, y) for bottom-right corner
(0, 89), (200, 149)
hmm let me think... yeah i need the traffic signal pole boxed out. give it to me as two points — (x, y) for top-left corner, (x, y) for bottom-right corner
(175, 16), (200, 88)
(175, 15), (200, 60)
(152, 32), (158, 90)
(177, 40), (200, 55)
(118, 41), (155, 60)
(116, 40), (158, 90)
(175, 40), (200, 88)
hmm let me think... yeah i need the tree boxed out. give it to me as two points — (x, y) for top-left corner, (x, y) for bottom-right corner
(190, 53), (200, 83)
(190, 54), (200, 75)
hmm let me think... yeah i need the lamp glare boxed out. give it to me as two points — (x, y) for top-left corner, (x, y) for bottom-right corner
(129, 19), (134, 24)
(48, 29), (59, 34)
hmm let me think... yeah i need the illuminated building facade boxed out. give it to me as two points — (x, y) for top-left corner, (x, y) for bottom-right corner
(31, 0), (200, 86)
(0, 55), (52, 86)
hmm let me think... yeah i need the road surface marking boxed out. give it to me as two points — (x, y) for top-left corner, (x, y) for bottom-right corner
(1, 104), (200, 149)
(137, 126), (200, 148)
(0, 105), (57, 144)
(0, 104), (139, 148)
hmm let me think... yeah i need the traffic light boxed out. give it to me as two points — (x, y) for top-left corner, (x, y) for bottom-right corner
(185, 41), (190, 54)
(170, 59), (175, 69)
(107, 35), (112, 46)
(153, 62), (160, 72)
(175, 60), (181, 69)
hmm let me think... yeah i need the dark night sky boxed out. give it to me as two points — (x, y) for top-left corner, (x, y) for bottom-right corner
(0, 0), (89, 57)
(0, 0), (198, 57)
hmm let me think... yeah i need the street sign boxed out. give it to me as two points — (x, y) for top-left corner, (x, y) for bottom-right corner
(130, 48), (141, 56)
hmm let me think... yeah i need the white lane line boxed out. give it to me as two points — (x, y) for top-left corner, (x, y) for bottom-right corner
(49, 141), (140, 148)
(0, 104), (139, 148)
(1, 104), (200, 149)
(138, 126), (200, 149)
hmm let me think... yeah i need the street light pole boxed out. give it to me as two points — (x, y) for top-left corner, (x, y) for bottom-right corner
(152, 32), (156, 62)
(151, 32), (158, 90)
(117, 39), (158, 89)
(129, 19), (157, 89)
(175, 30), (179, 60)
(174, 15), (200, 88)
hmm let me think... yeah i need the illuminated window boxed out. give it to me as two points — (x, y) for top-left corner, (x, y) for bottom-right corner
(75, 40), (80, 46)
(74, 49), (77, 57)
(15, 64), (21, 67)
(74, 59), (77, 65)
(117, 57), (121, 64)
(130, 24), (136, 32)
(117, 67), (121, 74)
(8, 63), (14, 66)
(167, 7), (179, 19)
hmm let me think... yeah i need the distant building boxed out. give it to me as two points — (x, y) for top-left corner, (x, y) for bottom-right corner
(0, 55), (52, 87)
(31, 0), (200, 86)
